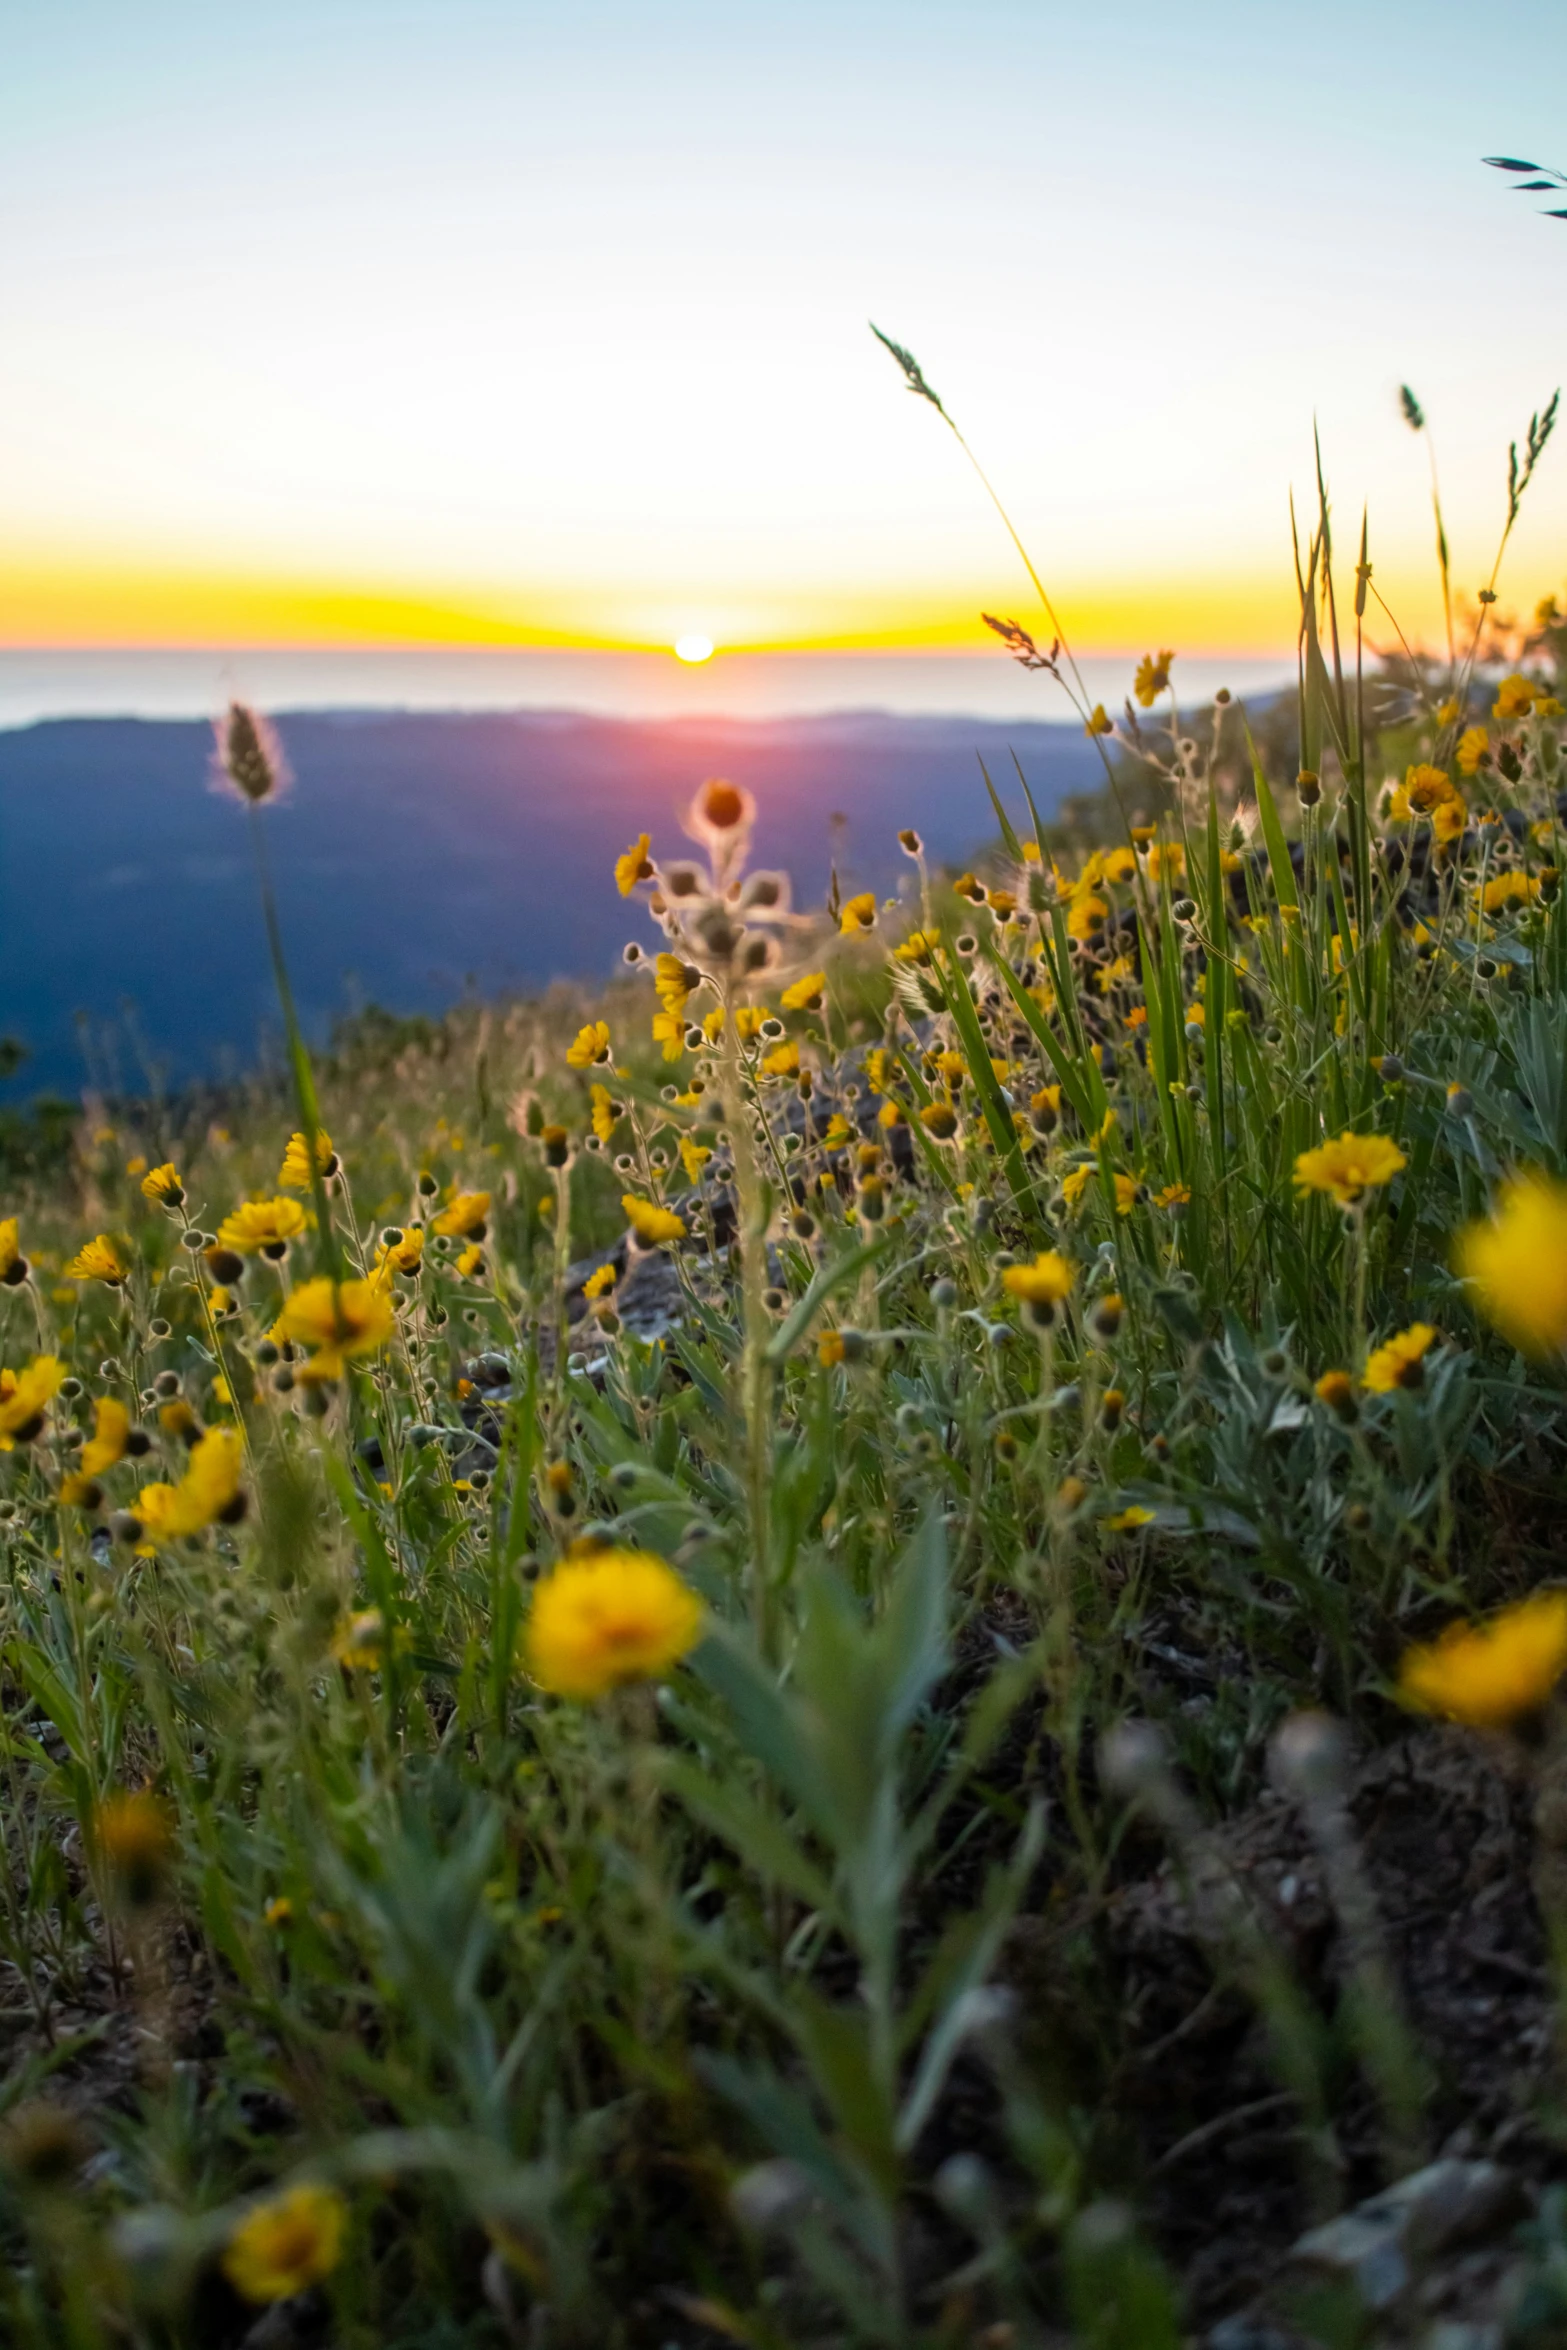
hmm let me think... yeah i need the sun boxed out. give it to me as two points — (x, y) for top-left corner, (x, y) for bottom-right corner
(674, 633), (715, 665)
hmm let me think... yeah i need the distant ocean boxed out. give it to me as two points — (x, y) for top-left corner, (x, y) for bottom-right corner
(0, 650), (1293, 1102)
(0, 648), (1293, 731)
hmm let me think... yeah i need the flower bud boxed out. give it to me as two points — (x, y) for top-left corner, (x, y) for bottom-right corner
(1269, 1709), (1350, 1806)
(1098, 1720), (1169, 1801)
(216, 701), (284, 803)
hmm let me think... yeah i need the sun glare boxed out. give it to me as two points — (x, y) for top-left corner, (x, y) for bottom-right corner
(674, 633), (715, 664)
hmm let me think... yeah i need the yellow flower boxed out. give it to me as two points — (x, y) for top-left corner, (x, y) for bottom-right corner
(0, 1356), (64, 1449)
(761, 1040), (800, 1077)
(277, 1130), (335, 1189)
(566, 1019), (612, 1069)
(1293, 1131), (1406, 1207)
(919, 1101), (958, 1140)
(274, 1278), (395, 1382)
(0, 1218), (22, 1284)
(615, 832), (654, 896)
(840, 892), (877, 934)
(66, 1235), (126, 1285)
(892, 928), (939, 965)
(1314, 1368), (1357, 1418)
(1431, 798), (1468, 846)
(1061, 1165), (1093, 1209)
(525, 1549), (703, 1699)
(589, 1084), (619, 1145)
(216, 1199), (306, 1257)
(1399, 1592), (1567, 1730)
(93, 1791), (174, 1910)
(1478, 871), (1541, 914)
(81, 1395), (131, 1478)
(374, 1226), (424, 1278)
(140, 1162), (185, 1205)
(1084, 704), (1113, 737)
(623, 1195), (685, 1247)
(1456, 726), (1490, 776)
(583, 1263), (617, 1302)
(1436, 697), (1461, 727)
(1133, 648), (1176, 707)
(134, 1427), (246, 1541)
(1362, 1322), (1437, 1394)
(1102, 1505), (1155, 1534)
(1492, 673), (1537, 722)
(1146, 842), (1185, 884)
(455, 1243), (485, 1278)
(1390, 762), (1457, 821)
(679, 1138), (711, 1184)
(652, 1009), (687, 1062)
(1001, 1251), (1075, 1308)
(1066, 892), (1108, 942)
(1457, 1172), (1567, 1356)
(781, 970), (826, 1012)
(1112, 1173), (1141, 1216)
(654, 952), (696, 1015)
(223, 2184), (347, 2305)
(432, 1190), (490, 1239)
(330, 1608), (386, 1670)
(1154, 1182), (1191, 1210)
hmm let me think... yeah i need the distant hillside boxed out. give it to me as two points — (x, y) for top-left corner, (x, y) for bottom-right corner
(0, 707), (1104, 1097)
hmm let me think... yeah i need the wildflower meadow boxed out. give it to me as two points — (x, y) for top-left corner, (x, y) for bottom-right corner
(5, 360), (1567, 2347)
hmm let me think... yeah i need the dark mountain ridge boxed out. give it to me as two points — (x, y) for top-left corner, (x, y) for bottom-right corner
(0, 706), (1103, 1096)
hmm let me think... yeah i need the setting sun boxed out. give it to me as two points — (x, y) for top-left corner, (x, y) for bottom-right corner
(674, 634), (715, 665)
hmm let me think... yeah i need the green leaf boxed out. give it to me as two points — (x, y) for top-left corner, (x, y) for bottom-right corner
(936, 944), (1038, 1213)
(985, 948), (1097, 1131)
(693, 1629), (839, 1842)
(766, 1234), (889, 1366)
(977, 755), (1026, 863)
(661, 1757), (833, 1911)
(897, 1798), (1044, 2151)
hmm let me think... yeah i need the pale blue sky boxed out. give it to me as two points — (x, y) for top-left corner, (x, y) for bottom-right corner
(2, 0), (1563, 651)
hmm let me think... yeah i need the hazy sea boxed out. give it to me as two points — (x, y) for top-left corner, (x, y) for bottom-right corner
(0, 648), (1292, 731)
(0, 649), (1292, 1101)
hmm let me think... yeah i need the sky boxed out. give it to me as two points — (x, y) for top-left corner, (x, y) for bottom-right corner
(2, 0), (1565, 663)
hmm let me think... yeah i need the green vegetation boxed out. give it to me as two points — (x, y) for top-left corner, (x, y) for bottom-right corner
(3, 412), (1567, 2347)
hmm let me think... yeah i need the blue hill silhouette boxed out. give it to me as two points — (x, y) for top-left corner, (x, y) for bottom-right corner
(0, 707), (1103, 1097)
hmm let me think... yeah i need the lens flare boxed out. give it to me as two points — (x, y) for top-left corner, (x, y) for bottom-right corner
(674, 634), (714, 664)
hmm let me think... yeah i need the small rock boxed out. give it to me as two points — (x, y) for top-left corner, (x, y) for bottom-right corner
(1282, 2161), (1521, 2314)
(1208, 2319), (1301, 2350)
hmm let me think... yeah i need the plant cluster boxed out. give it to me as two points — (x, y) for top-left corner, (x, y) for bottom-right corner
(3, 433), (1567, 2346)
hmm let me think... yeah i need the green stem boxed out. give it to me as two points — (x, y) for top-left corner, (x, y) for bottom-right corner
(718, 1001), (775, 1655)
